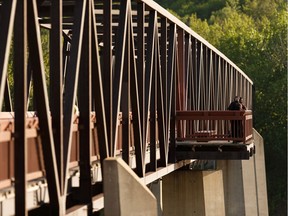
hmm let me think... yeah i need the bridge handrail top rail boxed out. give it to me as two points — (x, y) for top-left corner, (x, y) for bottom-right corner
(176, 110), (252, 113)
(176, 110), (252, 119)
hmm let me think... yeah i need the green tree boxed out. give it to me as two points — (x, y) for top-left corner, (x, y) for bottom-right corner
(155, 0), (226, 20)
(194, 6), (287, 215)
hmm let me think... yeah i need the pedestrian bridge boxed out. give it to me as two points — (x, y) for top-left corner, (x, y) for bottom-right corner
(0, 0), (267, 215)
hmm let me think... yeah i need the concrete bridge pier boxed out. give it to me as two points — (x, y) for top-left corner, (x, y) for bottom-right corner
(162, 130), (268, 216)
(149, 180), (164, 216)
(162, 169), (225, 216)
(101, 130), (267, 216)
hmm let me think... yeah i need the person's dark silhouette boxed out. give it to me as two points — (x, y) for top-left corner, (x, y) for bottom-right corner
(228, 96), (241, 142)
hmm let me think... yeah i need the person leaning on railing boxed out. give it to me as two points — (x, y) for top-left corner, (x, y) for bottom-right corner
(238, 97), (247, 141)
(228, 96), (241, 142)
(228, 96), (240, 110)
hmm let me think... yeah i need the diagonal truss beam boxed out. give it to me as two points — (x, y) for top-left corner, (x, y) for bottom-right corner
(91, 0), (109, 169)
(49, 0), (64, 196)
(112, 0), (129, 157)
(27, 0), (61, 213)
(129, 6), (144, 177)
(63, 0), (86, 195)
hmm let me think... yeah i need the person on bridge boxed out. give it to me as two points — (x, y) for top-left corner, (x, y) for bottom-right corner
(238, 97), (247, 139)
(228, 96), (241, 142)
(239, 97), (247, 110)
(228, 96), (240, 110)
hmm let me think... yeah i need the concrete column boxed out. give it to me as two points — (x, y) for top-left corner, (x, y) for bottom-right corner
(218, 130), (269, 216)
(162, 170), (205, 216)
(218, 160), (245, 216)
(242, 153), (258, 215)
(253, 129), (269, 215)
(202, 170), (225, 216)
(149, 179), (163, 216)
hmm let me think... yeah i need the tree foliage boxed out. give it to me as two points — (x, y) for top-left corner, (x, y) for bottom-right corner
(155, 0), (287, 215)
(156, 0), (226, 20)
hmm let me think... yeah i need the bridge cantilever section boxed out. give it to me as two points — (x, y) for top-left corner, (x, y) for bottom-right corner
(175, 110), (255, 160)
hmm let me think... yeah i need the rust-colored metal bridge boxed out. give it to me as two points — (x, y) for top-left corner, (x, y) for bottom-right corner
(0, 0), (255, 215)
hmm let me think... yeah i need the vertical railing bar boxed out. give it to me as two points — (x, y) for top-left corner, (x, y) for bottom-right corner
(137, 2), (145, 147)
(160, 17), (167, 165)
(148, 27), (156, 172)
(220, 58), (223, 110)
(217, 57), (222, 110)
(144, 10), (156, 160)
(196, 41), (201, 111)
(155, 19), (167, 167)
(175, 31), (181, 137)
(168, 34), (177, 163)
(167, 23), (176, 161)
(191, 37), (197, 111)
(212, 52), (215, 111)
(187, 39), (193, 134)
(78, 0), (92, 212)
(103, 0), (113, 156)
(14, 0), (27, 214)
(177, 29), (184, 113)
(201, 44), (206, 111)
(224, 61), (229, 108)
(175, 35), (183, 137)
(208, 49), (212, 111)
(183, 33), (190, 135)
(121, 5), (130, 164)
(184, 34), (190, 111)
(213, 53), (217, 110)
(208, 49), (212, 110)
(229, 65), (233, 101)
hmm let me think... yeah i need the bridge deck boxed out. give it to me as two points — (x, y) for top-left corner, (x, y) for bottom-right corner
(176, 140), (255, 160)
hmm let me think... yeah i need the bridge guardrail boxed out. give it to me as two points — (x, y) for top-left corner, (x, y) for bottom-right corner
(176, 110), (253, 144)
(0, 111), (153, 190)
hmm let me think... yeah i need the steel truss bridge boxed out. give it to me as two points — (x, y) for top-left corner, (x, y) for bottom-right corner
(0, 0), (254, 215)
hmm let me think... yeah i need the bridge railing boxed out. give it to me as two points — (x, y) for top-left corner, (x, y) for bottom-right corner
(0, 112), (43, 190)
(176, 110), (253, 144)
(0, 111), (155, 190)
